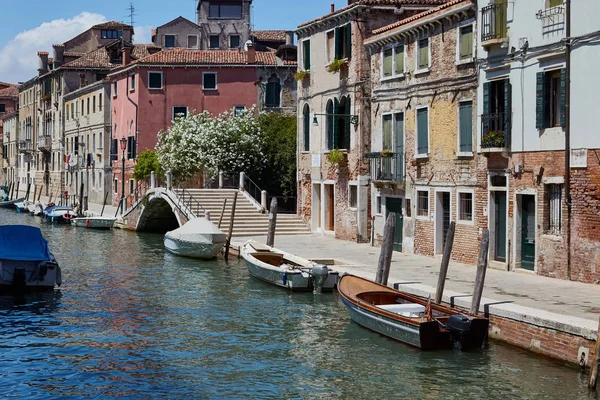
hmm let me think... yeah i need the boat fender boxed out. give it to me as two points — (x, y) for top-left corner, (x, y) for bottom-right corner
(282, 272), (287, 286)
(62, 212), (74, 221)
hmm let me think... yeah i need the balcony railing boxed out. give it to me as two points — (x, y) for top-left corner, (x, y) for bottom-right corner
(18, 139), (32, 153)
(365, 152), (405, 183)
(481, 3), (508, 43)
(37, 135), (52, 151)
(481, 113), (510, 149)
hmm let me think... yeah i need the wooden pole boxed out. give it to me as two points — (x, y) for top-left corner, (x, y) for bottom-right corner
(470, 229), (490, 315)
(217, 198), (227, 229)
(14, 182), (19, 200)
(589, 317), (600, 390)
(78, 183), (84, 217)
(8, 182), (14, 200)
(266, 197), (278, 247)
(375, 212), (396, 286)
(100, 191), (109, 216)
(25, 183), (31, 201)
(224, 192), (238, 262)
(37, 185), (43, 202)
(32, 185), (37, 204)
(435, 221), (456, 304)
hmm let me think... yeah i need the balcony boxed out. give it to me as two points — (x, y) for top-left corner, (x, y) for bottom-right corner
(18, 139), (33, 154)
(37, 135), (52, 151)
(481, 113), (510, 152)
(481, 3), (508, 48)
(365, 152), (405, 185)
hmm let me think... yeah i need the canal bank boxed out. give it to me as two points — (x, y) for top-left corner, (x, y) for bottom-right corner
(232, 234), (600, 368)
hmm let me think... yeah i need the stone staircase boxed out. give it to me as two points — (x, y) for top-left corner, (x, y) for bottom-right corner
(173, 188), (311, 237)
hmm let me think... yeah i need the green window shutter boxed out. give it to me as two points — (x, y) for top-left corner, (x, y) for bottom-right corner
(334, 27), (341, 59)
(394, 113), (405, 180)
(395, 45), (404, 74)
(303, 40), (311, 70)
(383, 115), (392, 150)
(418, 39), (428, 69)
(459, 102), (473, 152)
(504, 79), (512, 146)
(482, 82), (491, 133)
(460, 26), (473, 60)
(345, 96), (351, 149)
(303, 106), (310, 151)
(333, 97), (340, 148)
(383, 49), (393, 77)
(536, 72), (546, 129)
(559, 68), (566, 127)
(326, 102), (334, 150)
(345, 23), (352, 59)
(417, 109), (429, 154)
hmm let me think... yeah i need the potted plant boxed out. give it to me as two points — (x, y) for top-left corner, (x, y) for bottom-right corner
(327, 148), (346, 165)
(380, 149), (394, 158)
(327, 58), (346, 74)
(482, 130), (505, 148)
(295, 70), (310, 81)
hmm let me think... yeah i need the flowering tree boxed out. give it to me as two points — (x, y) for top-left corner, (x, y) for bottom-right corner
(156, 108), (265, 182)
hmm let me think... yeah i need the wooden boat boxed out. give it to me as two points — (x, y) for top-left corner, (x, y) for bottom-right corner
(338, 274), (489, 350)
(44, 206), (75, 224)
(14, 200), (31, 213)
(0, 197), (25, 208)
(240, 240), (338, 292)
(164, 217), (227, 259)
(71, 216), (116, 229)
(0, 225), (62, 292)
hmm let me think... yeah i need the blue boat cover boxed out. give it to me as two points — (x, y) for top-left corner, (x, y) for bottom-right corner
(0, 225), (52, 261)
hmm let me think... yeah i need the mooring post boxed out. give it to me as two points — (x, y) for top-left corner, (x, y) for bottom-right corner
(37, 185), (43, 202)
(239, 172), (245, 191)
(25, 183), (31, 201)
(32, 185), (37, 205)
(8, 182), (13, 200)
(261, 190), (268, 212)
(218, 198), (227, 229)
(78, 183), (84, 217)
(14, 182), (19, 200)
(435, 221), (456, 304)
(376, 212), (396, 286)
(266, 197), (278, 247)
(470, 229), (490, 315)
(204, 210), (211, 221)
(150, 171), (156, 189)
(219, 171), (224, 189)
(224, 191), (238, 262)
(589, 317), (600, 390)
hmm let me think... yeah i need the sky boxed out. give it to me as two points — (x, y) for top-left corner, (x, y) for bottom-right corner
(0, 0), (348, 84)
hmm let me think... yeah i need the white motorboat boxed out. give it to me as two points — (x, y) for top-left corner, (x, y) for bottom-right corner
(240, 240), (339, 292)
(164, 217), (227, 259)
(0, 225), (62, 292)
(72, 216), (116, 229)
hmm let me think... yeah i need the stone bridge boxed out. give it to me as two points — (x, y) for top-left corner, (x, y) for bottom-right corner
(117, 188), (194, 233)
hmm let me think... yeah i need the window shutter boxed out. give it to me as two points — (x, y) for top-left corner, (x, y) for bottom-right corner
(395, 45), (404, 74)
(383, 49), (393, 77)
(482, 82), (491, 133)
(536, 72), (546, 129)
(334, 27), (341, 59)
(503, 79), (512, 146)
(345, 23), (352, 59)
(303, 106), (310, 152)
(417, 109), (428, 154)
(459, 102), (473, 152)
(345, 96), (351, 149)
(383, 115), (392, 150)
(132, 137), (136, 159)
(303, 40), (311, 70)
(333, 97), (340, 148)
(559, 68), (566, 127)
(111, 139), (117, 161)
(327, 103), (334, 150)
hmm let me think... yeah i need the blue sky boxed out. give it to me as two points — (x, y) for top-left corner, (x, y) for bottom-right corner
(0, 0), (348, 83)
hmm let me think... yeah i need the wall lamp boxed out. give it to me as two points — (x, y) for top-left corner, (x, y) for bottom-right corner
(312, 113), (359, 127)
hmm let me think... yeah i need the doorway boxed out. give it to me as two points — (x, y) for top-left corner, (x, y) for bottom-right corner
(386, 197), (403, 252)
(493, 191), (507, 262)
(324, 184), (334, 231)
(311, 183), (321, 231)
(435, 191), (451, 254)
(521, 195), (535, 270)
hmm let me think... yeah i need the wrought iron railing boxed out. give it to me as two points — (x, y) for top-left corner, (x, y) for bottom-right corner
(481, 113), (510, 148)
(243, 174), (263, 206)
(176, 186), (206, 217)
(481, 3), (508, 42)
(268, 195), (297, 214)
(37, 136), (51, 151)
(18, 140), (32, 153)
(364, 152), (405, 182)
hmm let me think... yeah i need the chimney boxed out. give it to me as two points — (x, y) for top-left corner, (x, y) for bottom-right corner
(331, 3), (335, 13)
(247, 42), (256, 64)
(285, 31), (294, 46)
(123, 47), (132, 66)
(38, 52), (49, 75)
(53, 44), (65, 69)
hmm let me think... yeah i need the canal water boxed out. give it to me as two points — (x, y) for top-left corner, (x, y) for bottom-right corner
(0, 209), (596, 399)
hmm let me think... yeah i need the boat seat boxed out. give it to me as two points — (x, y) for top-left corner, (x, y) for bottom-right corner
(377, 303), (425, 317)
(251, 252), (284, 267)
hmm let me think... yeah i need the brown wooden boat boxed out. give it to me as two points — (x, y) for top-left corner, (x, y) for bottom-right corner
(338, 274), (489, 350)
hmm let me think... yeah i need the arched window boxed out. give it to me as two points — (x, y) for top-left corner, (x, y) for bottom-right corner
(303, 104), (310, 152)
(337, 96), (350, 150)
(265, 75), (281, 108)
(326, 99), (334, 150)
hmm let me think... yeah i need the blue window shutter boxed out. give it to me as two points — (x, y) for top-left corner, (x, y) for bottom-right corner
(459, 102), (473, 152)
(503, 79), (512, 147)
(536, 72), (546, 130)
(417, 109), (428, 154)
(559, 68), (566, 127)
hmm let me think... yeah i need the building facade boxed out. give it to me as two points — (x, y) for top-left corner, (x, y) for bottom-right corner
(0, 82), (18, 185)
(1, 112), (19, 187)
(365, 0), (482, 264)
(196, 0), (253, 50)
(17, 78), (39, 198)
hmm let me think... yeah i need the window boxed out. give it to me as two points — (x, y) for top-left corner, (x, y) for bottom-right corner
(458, 191), (473, 222)
(187, 35), (198, 49)
(482, 79), (511, 147)
(130, 74), (136, 91)
(209, 2), (242, 18)
(71, 103), (74, 119)
(101, 30), (122, 39)
(148, 72), (163, 89)
(334, 24), (352, 59)
(0, 104), (5, 113)
(417, 38), (429, 71)
(405, 198), (411, 217)
(81, 100), (85, 116)
(376, 195), (382, 215)
(113, 81), (118, 97)
(173, 106), (188, 119)
(234, 105), (245, 116)
(87, 98), (90, 115)
(416, 108), (429, 156)
(127, 136), (136, 160)
(229, 35), (240, 49)
(303, 104), (310, 151)
(349, 184), (357, 208)
(164, 35), (176, 48)
(458, 25), (474, 62)
(547, 0), (562, 8)
(99, 94), (103, 111)
(326, 31), (335, 63)
(209, 35), (220, 49)
(129, 179), (135, 195)
(547, 184), (562, 234)
(382, 44), (404, 79)
(202, 72), (217, 90)
(417, 190), (429, 217)
(114, 179), (118, 193)
(459, 101), (473, 153)
(302, 39), (311, 70)
(265, 75), (281, 108)
(93, 96), (96, 113)
(383, 114), (392, 150)
(536, 69), (565, 129)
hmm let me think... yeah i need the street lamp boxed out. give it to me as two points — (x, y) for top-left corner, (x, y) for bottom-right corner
(119, 137), (127, 214)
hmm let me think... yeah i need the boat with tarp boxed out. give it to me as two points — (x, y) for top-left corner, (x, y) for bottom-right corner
(164, 218), (227, 259)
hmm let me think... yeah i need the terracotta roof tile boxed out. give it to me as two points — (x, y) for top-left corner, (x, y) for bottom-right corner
(0, 85), (18, 98)
(93, 21), (133, 30)
(370, 0), (471, 36)
(253, 30), (287, 42)
(61, 44), (159, 69)
(64, 52), (85, 58)
(297, 0), (451, 28)
(132, 48), (282, 66)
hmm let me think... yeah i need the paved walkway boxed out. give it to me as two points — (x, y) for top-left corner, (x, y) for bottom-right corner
(233, 234), (600, 338)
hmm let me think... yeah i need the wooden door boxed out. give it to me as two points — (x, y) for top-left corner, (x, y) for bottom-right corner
(494, 191), (507, 262)
(521, 195), (535, 270)
(386, 198), (403, 252)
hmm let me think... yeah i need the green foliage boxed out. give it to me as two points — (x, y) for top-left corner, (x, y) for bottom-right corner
(133, 150), (163, 182)
(256, 112), (297, 197)
(327, 148), (346, 165)
(294, 70), (310, 81)
(482, 130), (505, 148)
(327, 58), (345, 74)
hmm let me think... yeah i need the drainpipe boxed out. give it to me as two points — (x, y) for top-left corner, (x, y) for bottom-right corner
(564, 0), (572, 280)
